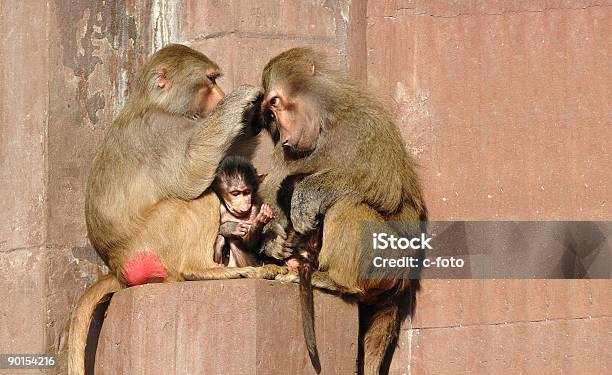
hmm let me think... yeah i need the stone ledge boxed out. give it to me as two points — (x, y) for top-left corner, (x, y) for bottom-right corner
(95, 279), (358, 375)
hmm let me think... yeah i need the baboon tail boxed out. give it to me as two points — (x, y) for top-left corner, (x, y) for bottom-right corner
(68, 274), (121, 375)
(299, 261), (321, 374)
(360, 301), (401, 375)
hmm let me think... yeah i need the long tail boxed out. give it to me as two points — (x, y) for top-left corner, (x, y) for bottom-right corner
(360, 300), (402, 375)
(68, 274), (121, 375)
(299, 259), (321, 374)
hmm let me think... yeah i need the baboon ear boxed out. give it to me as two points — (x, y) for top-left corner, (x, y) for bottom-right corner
(258, 173), (267, 183)
(154, 67), (168, 88)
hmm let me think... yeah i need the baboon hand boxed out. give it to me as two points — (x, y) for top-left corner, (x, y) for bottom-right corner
(215, 84), (263, 129)
(236, 223), (251, 238)
(219, 221), (250, 238)
(282, 230), (311, 253)
(290, 205), (319, 235)
(263, 235), (294, 260)
(262, 224), (293, 260)
(255, 204), (275, 226)
(224, 84), (263, 108)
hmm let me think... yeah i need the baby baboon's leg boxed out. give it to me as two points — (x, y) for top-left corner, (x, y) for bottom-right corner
(213, 235), (226, 265)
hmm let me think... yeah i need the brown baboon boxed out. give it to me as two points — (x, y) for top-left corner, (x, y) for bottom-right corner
(259, 48), (427, 375)
(210, 157), (322, 372)
(68, 44), (285, 375)
(211, 155), (274, 267)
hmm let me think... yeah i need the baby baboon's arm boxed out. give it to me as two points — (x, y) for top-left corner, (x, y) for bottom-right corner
(242, 203), (274, 249)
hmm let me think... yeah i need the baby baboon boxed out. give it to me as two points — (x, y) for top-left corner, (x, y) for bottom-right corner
(211, 157), (321, 371)
(259, 48), (427, 375)
(69, 44), (284, 375)
(211, 155), (274, 267)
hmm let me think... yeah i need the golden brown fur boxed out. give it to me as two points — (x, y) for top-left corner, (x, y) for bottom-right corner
(260, 48), (427, 375)
(69, 44), (285, 375)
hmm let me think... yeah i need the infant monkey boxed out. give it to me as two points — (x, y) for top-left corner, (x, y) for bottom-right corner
(212, 156), (274, 267)
(212, 157), (319, 370)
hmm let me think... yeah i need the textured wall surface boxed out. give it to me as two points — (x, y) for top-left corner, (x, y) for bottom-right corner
(1, 1), (156, 374)
(0, 0), (610, 374)
(0, 1), (49, 366)
(364, 2), (611, 373)
(96, 280), (358, 375)
(44, 2), (156, 373)
(366, 0), (611, 221)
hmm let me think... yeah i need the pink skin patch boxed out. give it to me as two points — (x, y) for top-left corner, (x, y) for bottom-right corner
(124, 251), (168, 286)
(285, 257), (301, 272)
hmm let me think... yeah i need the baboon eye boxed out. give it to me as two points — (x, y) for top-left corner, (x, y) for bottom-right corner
(207, 75), (217, 85)
(270, 97), (280, 107)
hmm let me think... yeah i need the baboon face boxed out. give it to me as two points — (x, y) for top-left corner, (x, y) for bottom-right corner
(154, 67), (224, 117)
(212, 156), (260, 218)
(262, 87), (321, 155)
(217, 177), (253, 218)
(188, 69), (225, 117)
(143, 44), (226, 117)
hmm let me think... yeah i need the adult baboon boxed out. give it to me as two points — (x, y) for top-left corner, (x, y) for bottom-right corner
(259, 48), (427, 374)
(68, 44), (284, 375)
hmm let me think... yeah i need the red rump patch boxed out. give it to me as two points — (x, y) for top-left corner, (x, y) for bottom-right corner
(124, 250), (168, 286)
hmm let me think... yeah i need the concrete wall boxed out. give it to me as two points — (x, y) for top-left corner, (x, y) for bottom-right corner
(1, 1), (155, 373)
(367, 0), (610, 221)
(0, 1), (609, 374)
(95, 280), (358, 374)
(45, 3), (153, 372)
(365, 2), (611, 373)
(0, 2), (49, 367)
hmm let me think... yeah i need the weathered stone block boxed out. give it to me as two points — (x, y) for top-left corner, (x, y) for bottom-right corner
(95, 279), (358, 375)
(413, 279), (612, 329)
(406, 316), (611, 375)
